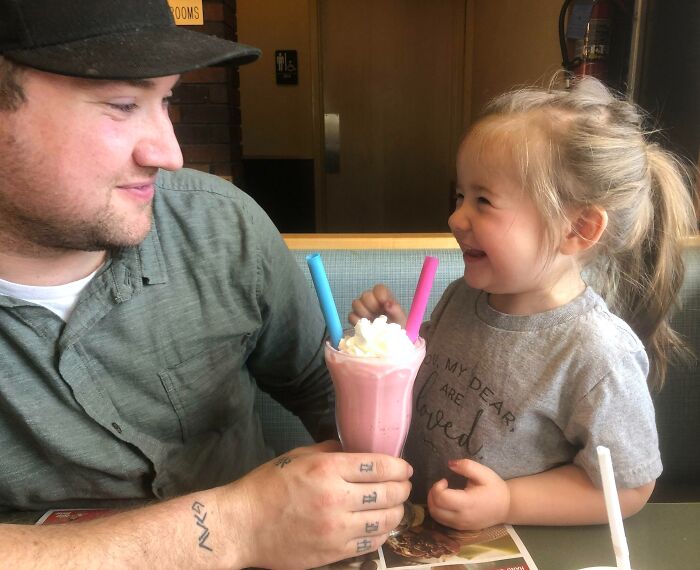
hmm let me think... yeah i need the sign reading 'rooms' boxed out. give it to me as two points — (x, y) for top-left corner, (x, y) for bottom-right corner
(167, 0), (203, 25)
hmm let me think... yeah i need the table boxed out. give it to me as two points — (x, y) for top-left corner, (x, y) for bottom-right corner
(1, 502), (698, 569)
(515, 502), (700, 569)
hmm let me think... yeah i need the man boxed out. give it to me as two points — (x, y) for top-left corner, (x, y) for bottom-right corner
(0, 1), (411, 568)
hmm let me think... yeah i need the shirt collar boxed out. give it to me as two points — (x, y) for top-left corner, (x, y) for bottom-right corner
(102, 206), (168, 304)
(137, 220), (168, 286)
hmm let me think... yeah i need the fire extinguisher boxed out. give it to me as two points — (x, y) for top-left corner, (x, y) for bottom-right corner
(560, 0), (614, 82)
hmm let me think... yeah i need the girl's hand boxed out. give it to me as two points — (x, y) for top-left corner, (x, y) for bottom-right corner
(427, 459), (511, 530)
(348, 284), (407, 327)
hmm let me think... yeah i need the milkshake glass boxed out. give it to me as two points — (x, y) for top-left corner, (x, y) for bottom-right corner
(325, 336), (426, 456)
(325, 328), (426, 536)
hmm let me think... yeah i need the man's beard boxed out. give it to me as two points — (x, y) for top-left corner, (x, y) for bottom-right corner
(0, 134), (156, 254)
(0, 200), (154, 255)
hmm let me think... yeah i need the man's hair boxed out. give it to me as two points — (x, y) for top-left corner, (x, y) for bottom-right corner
(0, 56), (26, 111)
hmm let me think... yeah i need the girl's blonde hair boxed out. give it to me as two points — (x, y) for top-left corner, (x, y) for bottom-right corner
(472, 75), (698, 390)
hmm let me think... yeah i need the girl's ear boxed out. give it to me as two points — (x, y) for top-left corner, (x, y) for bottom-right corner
(560, 206), (608, 255)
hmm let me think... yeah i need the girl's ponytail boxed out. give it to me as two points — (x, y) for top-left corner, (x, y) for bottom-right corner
(627, 146), (697, 389)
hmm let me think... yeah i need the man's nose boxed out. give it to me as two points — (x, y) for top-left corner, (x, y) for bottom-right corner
(133, 111), (184, 172)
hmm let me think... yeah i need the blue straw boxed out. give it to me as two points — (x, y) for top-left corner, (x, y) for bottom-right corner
(306, 253), (343, 349)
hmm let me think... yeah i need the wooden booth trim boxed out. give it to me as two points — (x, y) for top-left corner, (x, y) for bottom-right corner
(282, 233), (460, 250)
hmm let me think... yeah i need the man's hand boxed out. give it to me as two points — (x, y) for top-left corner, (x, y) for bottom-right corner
(224, 440), (413, 569)
(0, 442), (411, 570)
(427, 459), (510, 531)
(349, 285), (407, 327)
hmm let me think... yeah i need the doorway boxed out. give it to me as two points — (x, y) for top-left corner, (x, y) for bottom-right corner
(317, 0), (467, 232)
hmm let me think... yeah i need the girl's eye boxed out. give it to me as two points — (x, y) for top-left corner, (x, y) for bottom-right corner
(108, 102), (138, 113)
(477, 196), (492, 206)
(454, 193), (464, 206)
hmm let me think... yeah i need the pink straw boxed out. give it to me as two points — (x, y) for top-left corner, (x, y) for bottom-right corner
(405, 256), (439, 342)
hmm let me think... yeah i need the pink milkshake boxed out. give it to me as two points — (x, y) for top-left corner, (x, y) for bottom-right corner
(325, 317), (426, 456)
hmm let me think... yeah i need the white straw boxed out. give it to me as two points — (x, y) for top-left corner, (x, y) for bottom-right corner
(597, 445), (632, 570)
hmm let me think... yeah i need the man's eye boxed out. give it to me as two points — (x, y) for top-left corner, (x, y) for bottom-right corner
(108, 103), (138, 113)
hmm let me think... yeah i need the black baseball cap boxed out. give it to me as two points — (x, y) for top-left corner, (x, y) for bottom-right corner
(0, 0), (261, 79)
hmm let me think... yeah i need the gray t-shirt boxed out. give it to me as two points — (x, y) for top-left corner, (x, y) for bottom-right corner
(405, 280), (662, 502)
(0, 168), (333, 511)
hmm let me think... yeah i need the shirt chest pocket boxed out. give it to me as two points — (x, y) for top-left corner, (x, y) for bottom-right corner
(158, 335), (251, 441)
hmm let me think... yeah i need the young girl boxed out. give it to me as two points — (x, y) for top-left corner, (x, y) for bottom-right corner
(350, 76), (697, 529)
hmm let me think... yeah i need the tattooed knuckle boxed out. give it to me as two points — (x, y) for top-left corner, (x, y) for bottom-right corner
(314, 517), (336, 538)
(396, 503), (408, 525)
(384, 483), (400, 505)
(354, 536), (377, 555)
(359, 460), (376, 474)
(313, 488), (343, 510)
(371, 459), (387, 479)
(361, 489), (379, 506)
(320, 514), (349, 539)
(400, 480), (412, 501)
(364, 518), (381, 535)
(384, 510), (398, 533)
(307, 455), (337, 480)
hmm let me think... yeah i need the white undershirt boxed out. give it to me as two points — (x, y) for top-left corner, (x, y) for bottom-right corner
(0, 269), (99, 321)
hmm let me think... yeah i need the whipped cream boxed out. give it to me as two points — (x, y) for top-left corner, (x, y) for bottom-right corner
(338, 315), (414, 357)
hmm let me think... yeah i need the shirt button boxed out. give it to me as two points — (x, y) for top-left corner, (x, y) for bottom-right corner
(111, 422), (123, 434)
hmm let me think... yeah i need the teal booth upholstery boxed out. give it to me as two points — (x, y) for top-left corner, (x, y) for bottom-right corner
(254, 237), (700, 502)
(650, 238), (700, 501)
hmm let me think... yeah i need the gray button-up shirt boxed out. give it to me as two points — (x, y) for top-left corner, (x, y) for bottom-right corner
(0, 168), (333, 511)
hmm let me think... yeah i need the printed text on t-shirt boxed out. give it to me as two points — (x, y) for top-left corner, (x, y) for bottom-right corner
(415, 352), (517, 459)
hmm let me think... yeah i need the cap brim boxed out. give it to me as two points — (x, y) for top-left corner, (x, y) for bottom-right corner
(4, 26), (261, 79)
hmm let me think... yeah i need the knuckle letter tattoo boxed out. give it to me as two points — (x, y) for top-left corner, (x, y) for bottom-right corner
(356, 538), (372, 553)
(365, 521), (380, 533)
(362, 491), (378, 504)
(359, 462), (374, 472)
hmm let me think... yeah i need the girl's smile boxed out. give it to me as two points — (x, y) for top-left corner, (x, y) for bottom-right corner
(462, 247), (487, 262)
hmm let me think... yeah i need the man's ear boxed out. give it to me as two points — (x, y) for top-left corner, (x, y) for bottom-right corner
(560, 206), (608, 255)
